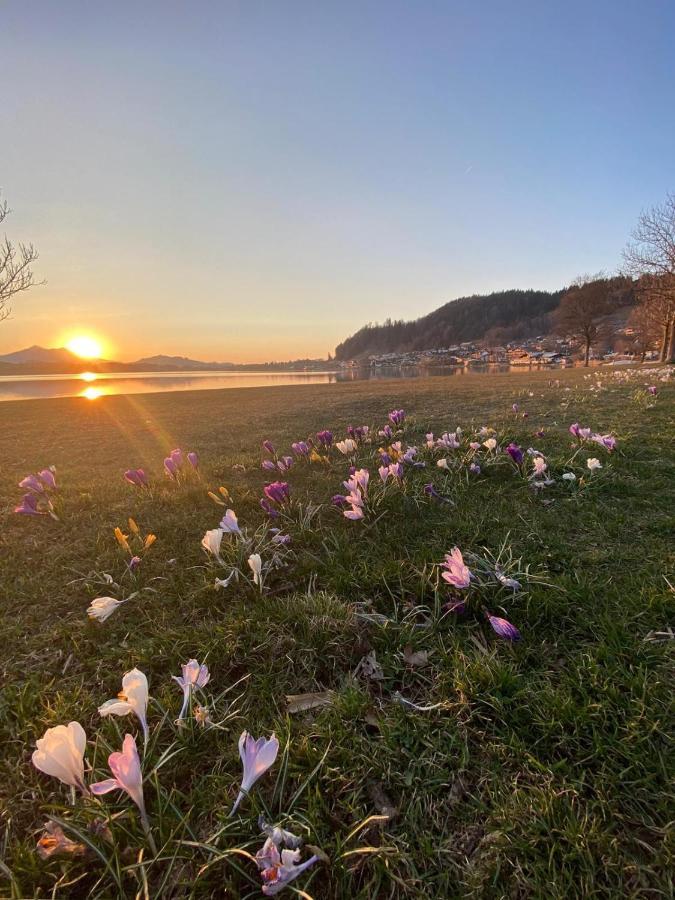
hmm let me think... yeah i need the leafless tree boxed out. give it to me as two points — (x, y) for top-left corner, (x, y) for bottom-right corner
(0, 191), (40, 322)
(628, 291), (660, 361)
(623, 194), (675, 362)
(555, 273), (615, 366)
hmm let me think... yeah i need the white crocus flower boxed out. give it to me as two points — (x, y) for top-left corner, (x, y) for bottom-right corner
(248, 553), (263, 587)
(335, 438), (357, 455)
(87, 596), (124, 622)
(201, 528), (224, 559)
(173, 659), (210, 722)
(532, 457), (548, 478)
(32, 721), (88, 795)
(214, 570), (238, 589)
(98, 668), (149, 743)
(587, 457), (602, 472)
(436, 458), (449, 469)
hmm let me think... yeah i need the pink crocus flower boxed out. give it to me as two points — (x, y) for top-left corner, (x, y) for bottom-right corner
(170, 448), (184, 468)
(173, 659), (210, 722)
(187, 451), (199, 468)
(124, 468), (148, 488)
(230, 731), (280, 815)
(90, 734), (155, 850)
(441, 547), (472, 589)
(344, 504), (364, 520)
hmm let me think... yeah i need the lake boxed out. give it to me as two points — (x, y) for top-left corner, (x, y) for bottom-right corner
(0, 364), (560, 402)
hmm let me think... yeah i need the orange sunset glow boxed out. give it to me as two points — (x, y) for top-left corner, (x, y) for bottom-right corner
(65, 335), (104, 359)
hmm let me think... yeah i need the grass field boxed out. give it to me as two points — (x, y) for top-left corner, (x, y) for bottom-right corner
(0, 367), (673, 899)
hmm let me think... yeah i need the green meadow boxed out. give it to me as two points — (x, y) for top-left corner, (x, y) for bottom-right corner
(0, 367), (673, 899)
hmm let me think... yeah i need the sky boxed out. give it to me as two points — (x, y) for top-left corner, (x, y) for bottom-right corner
(2, 0), (674, 363)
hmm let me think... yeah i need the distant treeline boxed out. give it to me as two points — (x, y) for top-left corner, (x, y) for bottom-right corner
(334, 289), (564, 359)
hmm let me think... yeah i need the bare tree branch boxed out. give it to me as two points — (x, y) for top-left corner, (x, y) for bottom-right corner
(623, 194), (675, 362)
(0, 191), (41, 321)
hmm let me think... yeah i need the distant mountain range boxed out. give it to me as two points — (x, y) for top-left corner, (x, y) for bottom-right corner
(0, 346), (336, 375)
(0, 346), (236, 374)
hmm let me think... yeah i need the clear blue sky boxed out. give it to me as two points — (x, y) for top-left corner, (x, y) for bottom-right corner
(2, 0), (674, 361)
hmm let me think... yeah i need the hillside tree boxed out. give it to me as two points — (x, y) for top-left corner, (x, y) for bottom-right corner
(623, 193), (675, 362)
(555, 274), (615, 366)
(0, 191), (40, 322)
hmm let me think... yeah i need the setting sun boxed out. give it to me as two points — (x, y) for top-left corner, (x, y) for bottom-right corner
(66, 335), (103, 359)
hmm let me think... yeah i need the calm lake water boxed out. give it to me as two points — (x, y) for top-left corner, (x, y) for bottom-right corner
(0, 364), (554, 402)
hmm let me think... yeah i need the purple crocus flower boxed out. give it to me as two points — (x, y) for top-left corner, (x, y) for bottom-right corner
(592, 433), (616, 452)
(14, 493), (44, 516)
(388, 409), (405, 426)
(39, 469), (57, 490)
(379, 452), (392, 466)
(264, 482), (290, 505)
(260, 498), (280, 518)
(277, 456), (294, 473)
(569, 423), (581, 438)
(170, 448), (184, 468)
(128, 555), (142, 572)
(164, 457), (179, 479)
(506, 443), (524, 466)
(512, 403), (519, 413)
(187, 451), (199, 469)
(19, 474), (45, 493)
(535, 430), (545, 439)
(262, 459), (277, 471)
(487, 613), (521, 641)
(124, 468), (148, 488)
(424, 483), (452, 504)
(256, 837), (320, 896)
(316, 430), (333, 448)
(291, 441), (309, 457)
(379, 424), (393, 440)
(444, 599), (467, 614)
(331, 494), (348, 507)
(262, 440), (276, 456)
(230, 731), (280, 816)
(647, 385), (658, 396)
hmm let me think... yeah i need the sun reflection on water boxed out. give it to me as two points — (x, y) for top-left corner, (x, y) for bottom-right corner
(81, 386), (105, 400)
(80, 371), (98, 382)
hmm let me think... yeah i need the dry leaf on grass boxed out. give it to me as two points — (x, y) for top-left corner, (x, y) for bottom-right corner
(286, 691), (334, 713)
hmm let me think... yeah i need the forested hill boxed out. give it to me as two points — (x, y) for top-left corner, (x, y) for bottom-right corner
(334, 288), (564, 359)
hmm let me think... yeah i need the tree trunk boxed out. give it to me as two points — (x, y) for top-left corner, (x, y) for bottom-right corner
(659, 322), (669, 361)
(666, 315), (675, 364)
(584, 339), (590, 366)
